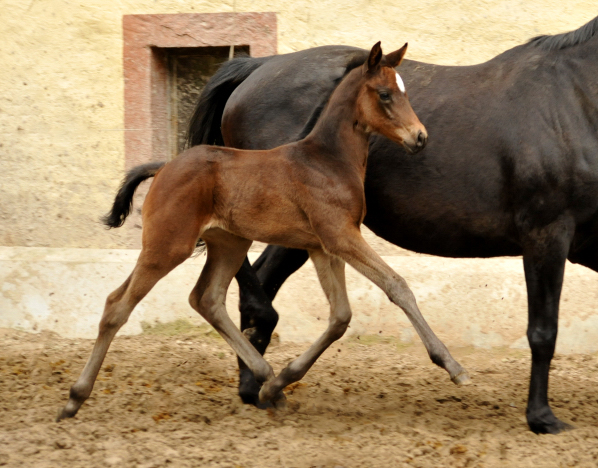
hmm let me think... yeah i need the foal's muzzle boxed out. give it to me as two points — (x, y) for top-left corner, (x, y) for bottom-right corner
(403, 129), (428, 154)
(416, 130), (428, 150)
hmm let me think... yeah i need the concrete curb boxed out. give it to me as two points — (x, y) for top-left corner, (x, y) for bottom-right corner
(2, 247), (598, 354)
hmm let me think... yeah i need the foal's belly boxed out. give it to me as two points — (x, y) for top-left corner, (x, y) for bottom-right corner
(211, 203), (324, 251)
(228, 222), (323, 251)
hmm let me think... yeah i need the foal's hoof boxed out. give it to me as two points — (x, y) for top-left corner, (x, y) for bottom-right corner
(238, 369), (285, 410)
(258, 381), (286, 409)
(451, 370), (471, 386)
(270, 390), (287, 410)
(238, 368), (269, 408)
(56, 407), (75, 422)
(239, 390), (274, 410)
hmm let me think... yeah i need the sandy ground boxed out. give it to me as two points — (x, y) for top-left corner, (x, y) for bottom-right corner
(1, 325), (598, 468)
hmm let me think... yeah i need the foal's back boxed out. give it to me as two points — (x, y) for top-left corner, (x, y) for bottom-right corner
(146, 141), (334, 249)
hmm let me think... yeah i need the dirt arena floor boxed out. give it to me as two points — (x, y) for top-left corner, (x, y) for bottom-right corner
(1, 324), (598, 468)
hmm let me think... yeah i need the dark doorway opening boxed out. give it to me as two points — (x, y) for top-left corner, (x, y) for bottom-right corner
(166, 46), (250, 157)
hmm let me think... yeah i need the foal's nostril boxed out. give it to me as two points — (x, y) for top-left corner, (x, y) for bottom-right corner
(416, 130), (427, 148)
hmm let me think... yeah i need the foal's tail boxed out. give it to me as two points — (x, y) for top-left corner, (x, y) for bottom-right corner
(102, 162), (166, 228)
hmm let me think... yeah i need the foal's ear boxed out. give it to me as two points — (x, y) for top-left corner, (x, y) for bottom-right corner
(365, 41), (383, 73)
(385, 43), (408, 68)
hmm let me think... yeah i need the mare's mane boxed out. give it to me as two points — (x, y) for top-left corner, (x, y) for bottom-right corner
(528, 14), (598, 51)
(297, 15), (598, 141)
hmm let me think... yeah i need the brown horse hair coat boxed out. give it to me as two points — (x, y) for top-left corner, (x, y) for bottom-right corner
(58, 42), (468, 421)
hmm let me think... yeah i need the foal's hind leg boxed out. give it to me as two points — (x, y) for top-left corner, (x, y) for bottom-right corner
(321, 226), (469, 385)
(259, 249), (351, 402)
(57, 248), (191, 421)
(189, 231), (282, 403)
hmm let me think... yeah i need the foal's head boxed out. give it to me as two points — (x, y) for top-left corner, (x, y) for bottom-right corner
(358, 42), (427, 154)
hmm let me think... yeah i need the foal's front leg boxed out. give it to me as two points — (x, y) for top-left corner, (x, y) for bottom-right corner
(259, 249), (351, 402)
(323, 227), (469, 385)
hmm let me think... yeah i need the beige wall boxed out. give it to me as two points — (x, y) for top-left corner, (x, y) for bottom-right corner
(3, 247), (598, 354)
(0, 1), (596, 248)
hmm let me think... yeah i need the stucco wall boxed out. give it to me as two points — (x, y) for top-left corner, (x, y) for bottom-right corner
(0, 1), (595, 248)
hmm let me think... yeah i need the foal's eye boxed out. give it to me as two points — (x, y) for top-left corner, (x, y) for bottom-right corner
(378, 91), (391, 103)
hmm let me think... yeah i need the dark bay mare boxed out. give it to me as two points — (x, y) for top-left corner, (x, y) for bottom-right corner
(186, 16), (598, 434)
(58, 43), (469, 421)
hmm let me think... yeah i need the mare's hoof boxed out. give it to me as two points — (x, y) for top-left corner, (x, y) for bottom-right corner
(238, 369), (266, 408)
(527, 407), (574, 434)
(529, 418), (574, 435)
(239, 386), (273, 410)
(451, 371), (471, 386)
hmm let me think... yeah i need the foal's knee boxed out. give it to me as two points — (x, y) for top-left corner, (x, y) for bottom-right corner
(189, 292), (226, 328)
(386, 276), (417, 309)
(329, 309), (352, 341)
(189, 286), (215, 313)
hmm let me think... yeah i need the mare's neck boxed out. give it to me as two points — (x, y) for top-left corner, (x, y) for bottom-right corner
(302, 69), (370, 173)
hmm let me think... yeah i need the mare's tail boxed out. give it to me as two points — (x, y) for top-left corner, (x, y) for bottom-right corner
(102, 162), (166, 228)
(185, 56), (271, 148)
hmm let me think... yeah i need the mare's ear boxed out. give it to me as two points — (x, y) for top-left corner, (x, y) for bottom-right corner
(364, 41), (383, 73)
(385, 43), (408, 68)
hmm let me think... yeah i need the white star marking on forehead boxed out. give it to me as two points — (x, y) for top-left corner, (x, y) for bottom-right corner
(395, 72), (405, 93)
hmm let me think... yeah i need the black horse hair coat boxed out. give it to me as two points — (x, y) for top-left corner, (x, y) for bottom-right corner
(186, 16), (598, 434)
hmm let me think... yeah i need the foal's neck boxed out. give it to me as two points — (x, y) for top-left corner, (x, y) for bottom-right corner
(303, 69), (370, 173)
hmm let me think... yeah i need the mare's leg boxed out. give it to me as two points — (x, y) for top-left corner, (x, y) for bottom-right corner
(57, 246), (193, 421)
(522, 217), (575, 434)
(568, 233), (598, 272)
(259, 249), (351, 402)
(320, 226), (469, 384)
(190, 231), (283, 404)
(235, 246), (309, 405)
(252, 246), (310, 298)
(235, 258), (279, 406)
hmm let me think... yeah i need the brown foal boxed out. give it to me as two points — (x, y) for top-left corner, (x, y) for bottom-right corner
(58, 42), (469, 421)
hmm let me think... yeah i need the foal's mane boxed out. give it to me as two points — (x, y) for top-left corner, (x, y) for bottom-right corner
(527, 14), (598, 51)
(296, 52), (367, 140)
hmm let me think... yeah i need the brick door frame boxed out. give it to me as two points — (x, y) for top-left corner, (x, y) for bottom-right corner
(122, 12), (277, 170)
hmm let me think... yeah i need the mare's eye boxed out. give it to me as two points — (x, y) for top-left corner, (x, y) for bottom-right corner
(378, 91), (391, 103)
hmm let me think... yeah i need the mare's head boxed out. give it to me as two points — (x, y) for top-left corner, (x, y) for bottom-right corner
(357, 42), (427, 154)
